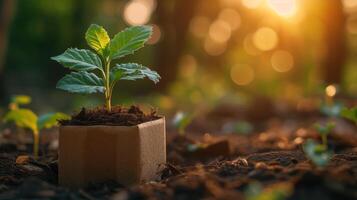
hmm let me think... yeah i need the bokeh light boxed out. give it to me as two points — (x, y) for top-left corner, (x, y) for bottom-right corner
(271, 50), (294, 72)
(140, 0), (157, 11)
(124, 0), (152, 25)
(343, 0), (357, 9)
(230, 65), (255, 85)
(267, 0), (297, 17)
(325, 85), (337, 97)
(189, 16), (211, 38)
(242, 0), (262, 9)
(204, 37), (227, 56)
(218, 8), (241, 30)
(208, 20), (232, 43)
(147, 24), (161, 44)
(253, 27), (278, 51)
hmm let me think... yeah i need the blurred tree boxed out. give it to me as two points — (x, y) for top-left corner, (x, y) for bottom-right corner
(155, 0), (198, 91)
(0, 0), (16, 103)
(51, 0), (100, 85)
(320, 0), (346, 84)
(3, 0), (99, 93)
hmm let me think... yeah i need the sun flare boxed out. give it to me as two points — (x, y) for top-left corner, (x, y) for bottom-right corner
(267, 0), (297, 17)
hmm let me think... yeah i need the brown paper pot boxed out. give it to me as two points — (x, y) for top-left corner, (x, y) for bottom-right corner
(58, 118), (166, 188)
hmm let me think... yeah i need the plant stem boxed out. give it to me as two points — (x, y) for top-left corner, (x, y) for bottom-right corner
(33, 130), (39, 159)
(105, 59), (111, 111)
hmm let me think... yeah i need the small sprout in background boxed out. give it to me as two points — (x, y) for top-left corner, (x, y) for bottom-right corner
(314, 122), (335, 150)
(303, 139), (332, 167)
(245, 181), (263, 200)
(320, 102), (343, 117)
(245, 181), (292, 200)
(9, 95), (31, 110)
(341, 106), (357, 125)
(222, 120), (253, 135)
(3, 95), (69, 159)
(187, 143), (206, 152)
(37, 113), (70, 130)
(303, 122), (334, 167)
(172, 111), (194, 136)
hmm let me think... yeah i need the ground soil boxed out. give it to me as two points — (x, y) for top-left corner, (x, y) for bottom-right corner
(0, 104), (357, 200)
(60, 106), (160, 126)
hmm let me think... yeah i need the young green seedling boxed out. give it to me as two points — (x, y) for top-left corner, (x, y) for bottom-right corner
(303, 139), (332, 167)
(320, 102), (343, 117)
(302, 122), (334, 167)
(52, 24), (160, 111)
(245, 182), (292, 200)
(341, 106), (357, 125)
(314, 122), (334, 150)
(172, 111), (193, 136)
(3, 95), (69, 159)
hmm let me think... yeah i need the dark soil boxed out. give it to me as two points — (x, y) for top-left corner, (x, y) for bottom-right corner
(1, 104), (357, 199)
(60, 105), (160, 126)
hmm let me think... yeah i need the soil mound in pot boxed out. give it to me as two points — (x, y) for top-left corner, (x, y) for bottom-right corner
(60, 106), (160, 126)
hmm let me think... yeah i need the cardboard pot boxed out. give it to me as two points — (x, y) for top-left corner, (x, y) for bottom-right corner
(59, 118), (166, 188)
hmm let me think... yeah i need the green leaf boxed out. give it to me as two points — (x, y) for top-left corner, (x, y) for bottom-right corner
(245, 182), (292, 200)
(341, 107), (357, 123)
(111, 63), (160, 84)
(4, 109), (38, 133)
(56, 71), (105, 94)
(187, 143), (206, 152)
(51, 48), (102, 71)
(11, 95), (31, 105)
(109, 26), (152, 60)
(172, 112), (193, 135)
(303, 139), (332, 167)
(320, 102), (343, 117)
(85, 24), (110, 56)
(37, 112), (70, 130)
(314, 122), (334, 135)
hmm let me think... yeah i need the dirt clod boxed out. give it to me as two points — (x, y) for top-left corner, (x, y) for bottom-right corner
(60, 106), (160, 126)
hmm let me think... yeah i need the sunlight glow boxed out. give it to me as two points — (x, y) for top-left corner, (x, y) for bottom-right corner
(253, 27), (278, 51)
(271, 50), (294, 72)
(343, 0), (357, 9)
(242, 0), (262, 9)
(230, 65), (255, 85)
(267, 0), (297, 17)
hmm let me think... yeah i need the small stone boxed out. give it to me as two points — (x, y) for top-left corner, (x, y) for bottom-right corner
(16, 155), (30, 165)
(232, 158), (249, 166)
(111, 191), (129, 200)
(21, 164), (44, 174)
(254, 162), (268, 169)
(37, 190), (56, 198)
